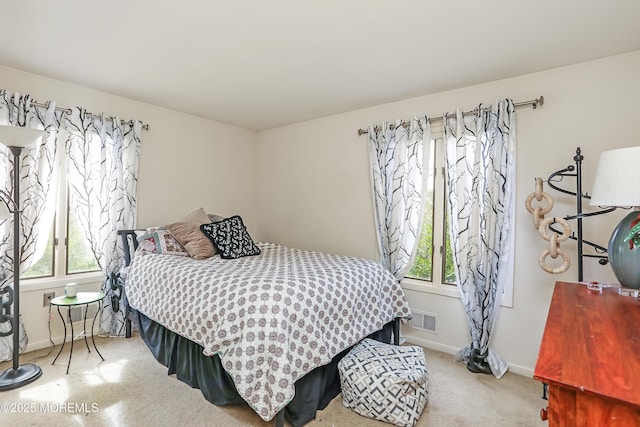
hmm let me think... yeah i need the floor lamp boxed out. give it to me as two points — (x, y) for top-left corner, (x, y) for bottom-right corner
(0, 125), (46, 391)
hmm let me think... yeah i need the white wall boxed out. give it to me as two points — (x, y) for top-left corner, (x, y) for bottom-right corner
(256, 50), (640, 375)
(0, 65), (258, 350)
(3, 50), (639, 372)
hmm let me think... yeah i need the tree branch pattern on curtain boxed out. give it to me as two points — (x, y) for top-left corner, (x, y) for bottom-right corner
(64, 108), (141, 337)
(0, 90), (62, 361)
(444, 99), (516, 378)
(368, 117), (432, 280)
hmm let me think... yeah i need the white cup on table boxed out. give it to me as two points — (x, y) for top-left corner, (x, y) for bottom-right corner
(64, 283), (77, 298)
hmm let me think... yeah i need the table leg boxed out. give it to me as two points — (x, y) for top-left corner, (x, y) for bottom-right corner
(91, 300), (104, 361)
(82, 303), (91, 353)
(67, 307), (74, 374)
(52, 306), (67, 366)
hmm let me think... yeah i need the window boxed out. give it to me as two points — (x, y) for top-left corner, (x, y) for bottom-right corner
(23, 144), (100, 281)
(22, 225), (55, 279)
(66, 204), (100, 274)
(405, 134), (457, 286)
(404, 130), (514, 308)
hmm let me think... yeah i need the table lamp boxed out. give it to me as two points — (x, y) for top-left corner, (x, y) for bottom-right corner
(0, 125), (46, 390)
(590, 146), (640, 289)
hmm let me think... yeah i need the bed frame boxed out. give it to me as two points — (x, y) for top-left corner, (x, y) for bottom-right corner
(117, 230), (140, 339)
(116, 229), (400, 427)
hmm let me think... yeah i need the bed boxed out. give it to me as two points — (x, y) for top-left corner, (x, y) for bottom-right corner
(118, 225), (411, 426)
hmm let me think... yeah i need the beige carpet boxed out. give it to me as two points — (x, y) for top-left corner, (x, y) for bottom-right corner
(0, 333), (543, 426)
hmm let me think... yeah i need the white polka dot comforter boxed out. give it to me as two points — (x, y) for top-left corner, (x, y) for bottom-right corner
(126, 242), (411, 421)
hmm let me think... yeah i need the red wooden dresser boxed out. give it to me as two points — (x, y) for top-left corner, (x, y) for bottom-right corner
(534, 281), (640, 426)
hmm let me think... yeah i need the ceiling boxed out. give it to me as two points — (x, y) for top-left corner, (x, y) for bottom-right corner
(1, 1), (639, 131)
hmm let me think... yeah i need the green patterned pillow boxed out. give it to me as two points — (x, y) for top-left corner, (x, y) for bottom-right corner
(137, 228), (189, 257)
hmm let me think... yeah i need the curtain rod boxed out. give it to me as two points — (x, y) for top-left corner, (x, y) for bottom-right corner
(357, 95), (544, 136)
(30, 100), (150, 131)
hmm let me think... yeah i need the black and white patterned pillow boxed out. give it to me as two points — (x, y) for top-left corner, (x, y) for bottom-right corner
(200, 215), (261, 259)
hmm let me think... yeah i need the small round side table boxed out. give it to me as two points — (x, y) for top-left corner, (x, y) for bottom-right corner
(50, 291), (106, 374)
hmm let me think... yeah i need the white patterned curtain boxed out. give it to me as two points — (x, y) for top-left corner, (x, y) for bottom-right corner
(444, 99), (516, 378)
(64, 108), (141, 337)
(0, 90), (62, 361)
(368, 117), (432, 280)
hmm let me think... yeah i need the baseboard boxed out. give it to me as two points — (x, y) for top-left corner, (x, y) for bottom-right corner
(25, 320), (100, 354)
(403, 332), (535, 378)
(26, 338), (59, 353)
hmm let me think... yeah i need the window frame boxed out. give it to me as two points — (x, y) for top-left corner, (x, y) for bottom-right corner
(402, 136), (459, 297)
(21, 139), (102, 291)
(401, 131), (514, 308)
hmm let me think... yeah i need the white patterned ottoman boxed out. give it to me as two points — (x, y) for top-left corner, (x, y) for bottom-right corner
(338, 338), (429, 427)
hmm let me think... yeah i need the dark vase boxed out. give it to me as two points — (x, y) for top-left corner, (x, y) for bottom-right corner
(608, 211), (640, 289)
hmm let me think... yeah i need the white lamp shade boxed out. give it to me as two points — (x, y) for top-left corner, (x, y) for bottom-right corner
(0, 125), (45, 149)
(590, 146), (640, 207)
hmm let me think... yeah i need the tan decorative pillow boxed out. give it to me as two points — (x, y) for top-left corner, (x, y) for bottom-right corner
(208, 213), (225, 222)
(183, 207), (212, 224)
(166, 208), (216, 259)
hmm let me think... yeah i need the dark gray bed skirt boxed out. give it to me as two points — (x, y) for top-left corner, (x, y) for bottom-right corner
(133, 309), (394, 427)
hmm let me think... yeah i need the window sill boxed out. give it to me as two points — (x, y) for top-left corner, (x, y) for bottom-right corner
(20, 272), (104, 292)
(401, 277), (460, 299)
(401, 277), (514, 308)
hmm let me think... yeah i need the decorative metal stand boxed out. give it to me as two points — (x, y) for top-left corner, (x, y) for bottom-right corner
(527, 147), (613, 281)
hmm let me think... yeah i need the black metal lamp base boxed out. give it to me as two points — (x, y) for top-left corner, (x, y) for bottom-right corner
(0, 364), (42, 391)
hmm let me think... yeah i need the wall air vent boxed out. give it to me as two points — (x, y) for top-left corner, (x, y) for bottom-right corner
(66, 304), (99, 323)
(409, 311), (437, 334)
